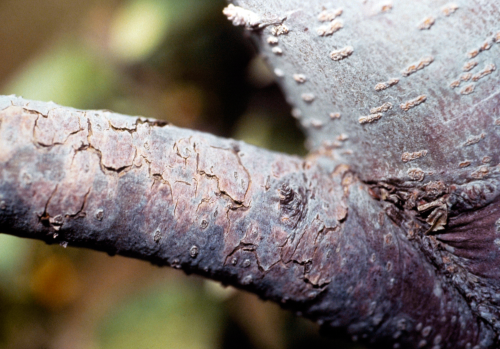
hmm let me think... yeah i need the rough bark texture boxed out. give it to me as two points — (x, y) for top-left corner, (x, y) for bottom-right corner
(225, 0), (500, 347)
(239, 0), (500, 183)
(0, 95), (492, 348)
(1, 0), (500, 348)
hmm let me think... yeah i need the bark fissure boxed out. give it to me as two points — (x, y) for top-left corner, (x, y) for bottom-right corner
(2, 0), (500, 344)
(369, 176), (500, 335)
(39, 184), (59, 227)
(0, 98), (491, 346)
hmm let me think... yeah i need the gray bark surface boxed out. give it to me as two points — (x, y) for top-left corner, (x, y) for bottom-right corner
(1, 0), (500, 348)
(226, 0), (500, 346)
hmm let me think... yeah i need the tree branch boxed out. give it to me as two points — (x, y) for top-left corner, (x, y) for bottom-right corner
(0, 95), (496, 348)
(223, 0), (500, 346)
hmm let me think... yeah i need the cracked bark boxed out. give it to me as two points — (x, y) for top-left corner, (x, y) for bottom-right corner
(2, 0), (500, 348)
(0, 96), (494, 348)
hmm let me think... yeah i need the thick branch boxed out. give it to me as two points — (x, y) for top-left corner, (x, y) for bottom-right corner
(232, 0), (500, 186)
(0, 96), (495, 347)
(222, 1), (500, 346)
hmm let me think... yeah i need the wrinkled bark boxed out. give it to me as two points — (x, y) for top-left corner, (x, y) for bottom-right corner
(0, 96), (496, 348)
(2, 0), (500, 348)
(226, 0), (500, 347)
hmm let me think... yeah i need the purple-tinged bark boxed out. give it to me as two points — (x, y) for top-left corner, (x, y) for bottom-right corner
(0, 96), (497, 348)
(1, 1), (500, 348)
(222, 0), (500, 347)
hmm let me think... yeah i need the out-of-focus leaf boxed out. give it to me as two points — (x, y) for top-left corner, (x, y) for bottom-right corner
(227, 292), (285, 349)
(246, 56), (275, 89)
(233, 113), (274, 149)
(30, 254), (81, 310)
(232, 111), (306, 156)
(0, 234), (28, 279)
(3, 40), (117, 109)
(109, 0), (171, 63)
(203, 280), (236, 301)
(160, 83), (205, 127)
(98, 282), (223, 349)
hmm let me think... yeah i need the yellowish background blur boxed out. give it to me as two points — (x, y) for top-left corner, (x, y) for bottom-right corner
(0, 0), (364, 348)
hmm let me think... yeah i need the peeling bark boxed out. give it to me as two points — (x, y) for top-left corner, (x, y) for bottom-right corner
(224, 0), (500, 347)
(1, 1), (500, 348)
(0, 96), (497, 348)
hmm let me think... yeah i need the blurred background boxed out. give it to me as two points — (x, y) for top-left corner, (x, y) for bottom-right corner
(0, 0), (364, 348)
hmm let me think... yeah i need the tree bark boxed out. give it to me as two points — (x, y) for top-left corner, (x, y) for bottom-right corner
(225, 0), (500, 347)
(1, 0), (500, 348)
(0, 95), (496, 348)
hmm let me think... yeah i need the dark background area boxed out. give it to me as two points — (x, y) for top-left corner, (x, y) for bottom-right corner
(0, 0), (364, 348)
